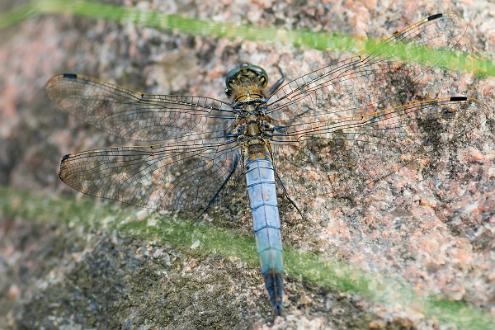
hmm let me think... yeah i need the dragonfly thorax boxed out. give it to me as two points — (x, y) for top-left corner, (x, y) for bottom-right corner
(231, 108), (275, 161)
(232, 103), (275, 138)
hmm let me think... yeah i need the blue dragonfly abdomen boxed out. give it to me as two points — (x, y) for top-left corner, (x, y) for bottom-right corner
(246, 158), (284, 315)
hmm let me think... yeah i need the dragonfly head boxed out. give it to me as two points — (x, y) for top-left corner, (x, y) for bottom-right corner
(225, 63), (268, 101)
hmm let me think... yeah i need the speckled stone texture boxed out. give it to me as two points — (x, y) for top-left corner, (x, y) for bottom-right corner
(0, 0), (494, 329)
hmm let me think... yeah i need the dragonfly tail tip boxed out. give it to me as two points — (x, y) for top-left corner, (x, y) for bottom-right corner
(263, 270), (284, 316)
(273, 302), (283, 316)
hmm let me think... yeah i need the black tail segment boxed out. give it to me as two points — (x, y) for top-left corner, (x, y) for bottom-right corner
(450, 96), (468, 102)
(263, 270), (284, 316)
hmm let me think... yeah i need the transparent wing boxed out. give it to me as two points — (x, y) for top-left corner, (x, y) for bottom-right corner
(272, 98), (477, 214)
(59, 140), (241, 214)
(47, 74), (242, 214)
(266, 13), (468, 125)
(45, 73), (235, 142)
(268, 13), (477, 214)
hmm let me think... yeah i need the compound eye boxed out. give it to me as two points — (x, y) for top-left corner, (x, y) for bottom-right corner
(225, 88), (232, 97)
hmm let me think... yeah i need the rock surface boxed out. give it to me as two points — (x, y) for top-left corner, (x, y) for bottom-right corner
(0, 0), (494, 329)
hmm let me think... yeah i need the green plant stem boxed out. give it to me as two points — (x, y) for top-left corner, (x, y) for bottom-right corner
(1, 187), (493, 329)
(0, 0), (493, 77)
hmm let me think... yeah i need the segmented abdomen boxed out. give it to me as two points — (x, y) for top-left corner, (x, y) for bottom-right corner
(245, 158), (284, 315)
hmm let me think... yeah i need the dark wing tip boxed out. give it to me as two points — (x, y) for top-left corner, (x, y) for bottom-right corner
(46, 73), (78, 90)
(59, 154), (71, 181)
(62, 73), (78, 79)
(428, 13), (443, 21)
(450, 96), (468, 101)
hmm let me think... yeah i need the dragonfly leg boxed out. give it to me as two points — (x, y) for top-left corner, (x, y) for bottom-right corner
(272, 163), (304, 220)
(198, 155), (240, 219)
(267, 65), (285, 97)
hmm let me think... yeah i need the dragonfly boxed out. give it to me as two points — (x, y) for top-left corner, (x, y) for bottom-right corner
(46, 13), (472, 316)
